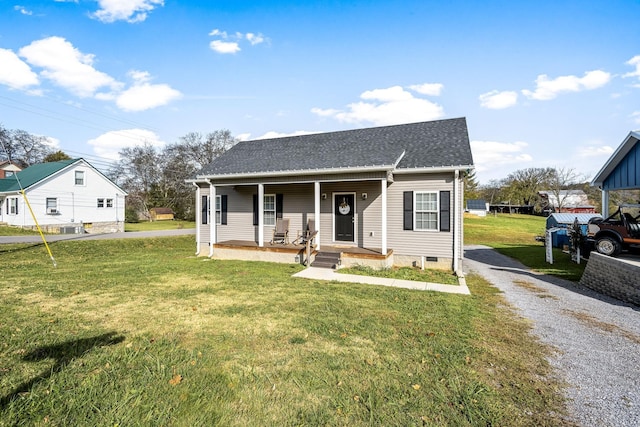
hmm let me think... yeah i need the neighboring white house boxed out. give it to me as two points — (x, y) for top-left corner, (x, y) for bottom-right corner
(0, 158), (127, 233)
(538, 190), (596, 214)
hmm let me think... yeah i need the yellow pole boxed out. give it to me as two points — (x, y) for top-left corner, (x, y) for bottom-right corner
(21, 189), (57, 267)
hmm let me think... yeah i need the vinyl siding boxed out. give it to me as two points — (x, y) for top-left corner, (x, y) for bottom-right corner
(198, 173), (460, 261)
(387, 173), (455, 258)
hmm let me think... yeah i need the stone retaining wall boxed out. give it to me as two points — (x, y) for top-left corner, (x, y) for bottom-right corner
(579, 252), (640, 306)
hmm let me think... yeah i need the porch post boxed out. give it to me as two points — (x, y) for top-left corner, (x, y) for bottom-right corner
(453, 170), (461, 273)
(601, 189), (609, 217)
(314, 181), (321, 251)
(381, 178), (387, 255)
(258, 183), (264, 247)
(194, 183), (201, 255)
(209, 183), (216, 257)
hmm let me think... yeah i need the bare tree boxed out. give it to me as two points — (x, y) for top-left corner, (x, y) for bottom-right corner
(176, 130), (238, 170)
(0, 123), (55, 166)
(546, 167), (584, 212)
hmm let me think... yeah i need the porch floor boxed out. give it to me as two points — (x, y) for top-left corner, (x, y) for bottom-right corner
(214, 240), (390, 257)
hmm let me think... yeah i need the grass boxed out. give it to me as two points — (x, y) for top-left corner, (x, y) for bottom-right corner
(338, 265), (459, 285)
(0, 220), (195, 236)
(464, 213), (586, 282)
(125, 220), (195, 232)
(0, 236), (571, 426)
(0, 225), (39, 236)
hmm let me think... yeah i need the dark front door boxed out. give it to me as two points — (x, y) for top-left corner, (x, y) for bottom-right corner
(334, 194), (355, 242)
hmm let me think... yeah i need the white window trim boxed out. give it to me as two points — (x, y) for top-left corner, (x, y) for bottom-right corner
(7, 197), (18, 215)
(414, 191), (439, 231)
(75, 170), (85, 186)
(263, 194), (276, 226)
(215, 194), (221, 225)
(46, 197), (58, 215)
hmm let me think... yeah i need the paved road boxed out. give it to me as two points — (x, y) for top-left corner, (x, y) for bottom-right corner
(464, 245), (640, 427)
(0, 228), (195, 244)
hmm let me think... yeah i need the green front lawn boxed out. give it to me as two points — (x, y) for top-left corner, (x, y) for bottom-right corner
(0, 236), (568, 426)
(464, 213), (586, 282)
(125, 220), (195, 232)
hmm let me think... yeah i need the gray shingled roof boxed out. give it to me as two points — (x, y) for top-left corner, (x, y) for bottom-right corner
(196, 118), (473, 178)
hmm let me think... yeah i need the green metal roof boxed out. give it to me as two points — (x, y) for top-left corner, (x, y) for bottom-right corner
(0, 159), (77, 193)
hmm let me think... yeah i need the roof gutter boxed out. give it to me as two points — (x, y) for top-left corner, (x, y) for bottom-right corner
(187, 164), (397, 183)
(393, 165), (474, 174)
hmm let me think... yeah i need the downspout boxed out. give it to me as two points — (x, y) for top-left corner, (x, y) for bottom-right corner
(453, 170), (460, 274)
(208, 180), (216, 257)
(193, 182), (201, 256)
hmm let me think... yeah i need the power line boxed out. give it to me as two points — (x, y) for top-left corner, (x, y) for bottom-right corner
(0, 93), (159, 133)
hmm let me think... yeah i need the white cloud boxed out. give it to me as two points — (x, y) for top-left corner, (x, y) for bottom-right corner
(255, 130), (318, 140)
(576, 143), (614, 158)
(311, 85), (445, 126)
(116, 70), (181, 112)
(14, 5), (33, 15)
(92, 0), (164, 23)
(209, 28), (267, 54)
(408, 83), (443, 96)
(236, 133), (251, 141)
(18, 36), (120, 97)
(88, 129), (165, 160)
(470, 140), (533, 177)
(479, 90), (518, 109)
(14, 37), (179, 111)
(624, 55), (640, 87)
(246, 33), (265, 45)
(209, 40), (240, 54)
(0, 48), (39, 90)
(522, 70), (611, 101)
(41, 135), (61, 150)
(631, 111), (640, 124)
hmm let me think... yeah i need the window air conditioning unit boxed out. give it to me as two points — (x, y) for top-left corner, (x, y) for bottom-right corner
(47, 208), (58, 214)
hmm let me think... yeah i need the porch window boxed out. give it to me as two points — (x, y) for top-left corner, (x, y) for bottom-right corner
(264, 194), (276, 226)
(106, 198), (113, 208)
(46, 198), (58, 214)
(97, 198), (104, 208)
(215, 195), (222, 225)
(75, 171), (85, 186)
(253, 193), (282, 226)
(201, 195), (209, 225)
(415, 192), (438, 231)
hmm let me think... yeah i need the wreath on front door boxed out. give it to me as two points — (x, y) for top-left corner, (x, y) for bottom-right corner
(338, 197), (351, 215)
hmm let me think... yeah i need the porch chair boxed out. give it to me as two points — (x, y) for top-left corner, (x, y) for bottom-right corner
(270, 218), (290, 244)
(296, 219), (316, 245)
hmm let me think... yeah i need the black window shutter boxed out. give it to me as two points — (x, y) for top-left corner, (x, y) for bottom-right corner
(201, 195), (208, 225)
(403, 191), (413, 230)
(253, 194), (258, 225)
(221, 195), (228, 225)
(440, 191), (451, 232)
(276, 194), (283, 219)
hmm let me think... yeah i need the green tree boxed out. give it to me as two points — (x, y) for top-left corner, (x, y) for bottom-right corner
(43, 150), (72, 162)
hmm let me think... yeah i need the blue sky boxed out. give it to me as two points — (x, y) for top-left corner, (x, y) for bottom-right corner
(1, 0), (639, 183)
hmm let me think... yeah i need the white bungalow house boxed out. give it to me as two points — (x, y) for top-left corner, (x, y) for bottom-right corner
(0, 158), (127, 233)
(188, 118), (474, 272)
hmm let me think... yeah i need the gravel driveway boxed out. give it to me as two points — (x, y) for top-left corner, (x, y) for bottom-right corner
(464, 245), (640, 427)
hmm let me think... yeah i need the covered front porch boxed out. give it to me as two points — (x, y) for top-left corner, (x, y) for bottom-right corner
(211, 239), (394, 269)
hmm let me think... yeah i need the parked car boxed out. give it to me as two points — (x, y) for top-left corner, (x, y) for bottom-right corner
(586, 204), (640, 256)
